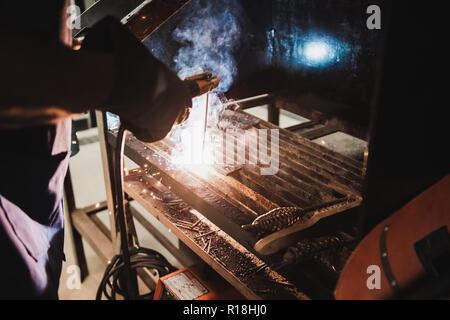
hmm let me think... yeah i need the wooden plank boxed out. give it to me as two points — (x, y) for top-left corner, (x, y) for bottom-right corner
(89, 212), (112, 241)
(72, 209), (114, 264)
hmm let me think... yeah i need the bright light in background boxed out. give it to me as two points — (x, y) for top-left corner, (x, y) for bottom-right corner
(280, 32), (350, 69)
(303, 41), (335, 66)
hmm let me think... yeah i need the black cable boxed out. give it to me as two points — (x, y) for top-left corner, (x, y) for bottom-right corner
(115, 125), (136, 298)
(96, 124), (177, 300)
(96, 247), (177, 300)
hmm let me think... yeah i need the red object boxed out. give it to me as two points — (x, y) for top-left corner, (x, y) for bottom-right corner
(154, 264), (245, 300)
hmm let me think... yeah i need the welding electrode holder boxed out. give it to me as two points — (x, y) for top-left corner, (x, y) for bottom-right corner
(80, 16), (220, 141)
(175, 72), (220, 126)
(183, 71), (220, 98)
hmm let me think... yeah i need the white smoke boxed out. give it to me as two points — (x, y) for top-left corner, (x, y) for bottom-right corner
(147, 0), (245, 169)
(172, 0), (243, 92)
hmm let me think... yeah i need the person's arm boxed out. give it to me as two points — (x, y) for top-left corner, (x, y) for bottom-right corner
(0, 17), (191, 143)
(0, 29), (115, 128)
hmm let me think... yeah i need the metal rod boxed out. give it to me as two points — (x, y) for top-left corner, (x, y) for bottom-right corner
(175, 223), (200, 232)
(194, 230), (216, 239)
(202, 93), (209, 157)
(221, 94), (271, 108)
(191, 219), (201, 228)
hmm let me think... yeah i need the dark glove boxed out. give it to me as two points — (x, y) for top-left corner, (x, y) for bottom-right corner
(81, 17), (191, 142)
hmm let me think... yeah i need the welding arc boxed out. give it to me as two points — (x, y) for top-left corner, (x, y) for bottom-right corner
(96, 125), (176, 300)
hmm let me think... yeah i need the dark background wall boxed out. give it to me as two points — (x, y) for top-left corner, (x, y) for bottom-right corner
(145, 0), (384, 125)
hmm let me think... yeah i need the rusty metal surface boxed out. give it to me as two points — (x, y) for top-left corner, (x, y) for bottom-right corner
(104, 109), (366, 298)
(123, 171), (309, 300)
(125, 0), (191, 41)
(108, 110), (363, 253)
(108, 131), (258, 250)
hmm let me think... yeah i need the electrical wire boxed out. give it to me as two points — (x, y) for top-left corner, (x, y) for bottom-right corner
(96, 124), (177, 300)
(96, 247), (177, 300)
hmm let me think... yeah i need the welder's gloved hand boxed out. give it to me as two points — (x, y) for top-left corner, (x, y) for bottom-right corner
(81, 17), (191, 142)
